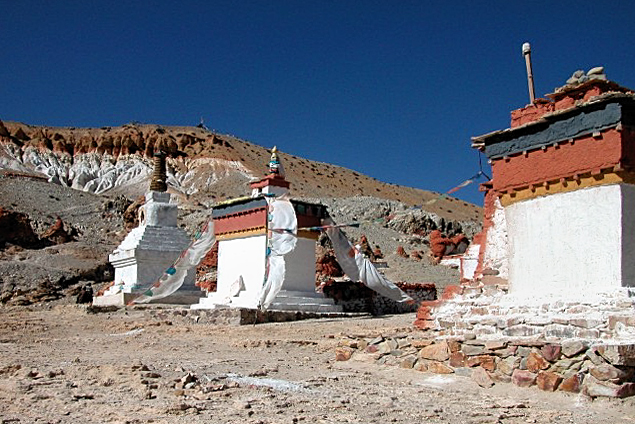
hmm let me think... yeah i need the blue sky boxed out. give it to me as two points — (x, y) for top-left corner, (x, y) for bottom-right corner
(2, 1), (634, 205)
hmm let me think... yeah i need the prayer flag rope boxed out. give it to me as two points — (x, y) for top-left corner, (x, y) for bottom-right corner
(268, 171), (487, 234)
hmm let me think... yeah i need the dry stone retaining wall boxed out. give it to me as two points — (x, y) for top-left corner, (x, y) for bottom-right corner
(415, 284), (635, 342)
(336, 332), (635, 398)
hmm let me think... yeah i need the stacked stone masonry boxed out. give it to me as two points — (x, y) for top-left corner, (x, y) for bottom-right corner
(322, 281), (436, 315)
(414, 285), (635, 342)
(336, 331), (635, 398)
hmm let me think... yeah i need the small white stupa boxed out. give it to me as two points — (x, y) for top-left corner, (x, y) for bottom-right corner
(192, 147), (342, 312)
(94, 152), (204, 306)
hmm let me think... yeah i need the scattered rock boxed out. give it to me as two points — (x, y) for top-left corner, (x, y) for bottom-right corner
(335, 347), (353, 361)
(472, 367), (494, 388)
(512, 370), (536, 388)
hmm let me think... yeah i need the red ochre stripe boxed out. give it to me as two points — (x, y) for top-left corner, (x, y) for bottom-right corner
(490, 129), (627, 193)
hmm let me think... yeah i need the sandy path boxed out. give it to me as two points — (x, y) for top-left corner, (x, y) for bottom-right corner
(0, 305), (634, 423)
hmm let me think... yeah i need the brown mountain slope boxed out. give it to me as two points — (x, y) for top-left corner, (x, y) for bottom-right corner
(0, 121), (481, 222)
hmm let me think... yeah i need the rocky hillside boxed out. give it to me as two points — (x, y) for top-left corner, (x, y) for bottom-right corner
(0, 120), (480, 223)
(0, 119), (483, 306)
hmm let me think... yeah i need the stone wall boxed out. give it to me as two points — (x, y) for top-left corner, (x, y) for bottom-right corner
(414, 284), (635, 342)
(322, 281), (436, 315)
(336, 331), (635, 398)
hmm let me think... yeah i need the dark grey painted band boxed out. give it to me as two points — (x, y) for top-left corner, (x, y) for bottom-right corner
(213, 197), (268, 217)
(484, 102), (623, 159)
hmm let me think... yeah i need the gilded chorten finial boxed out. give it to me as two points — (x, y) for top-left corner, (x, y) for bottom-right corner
(268, 146), (284, 177)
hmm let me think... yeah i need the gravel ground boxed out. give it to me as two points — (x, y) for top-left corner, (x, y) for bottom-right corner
(0, 305), (633, 423)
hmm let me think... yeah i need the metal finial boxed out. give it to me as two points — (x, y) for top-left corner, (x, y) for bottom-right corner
(150, 151), (167, 192)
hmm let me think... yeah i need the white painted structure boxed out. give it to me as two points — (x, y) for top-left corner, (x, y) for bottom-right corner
(94, 191), (204, 306)
(193, 147), (342, 312)
(482, 197), (509, 280)
(505, 184), (635, 296)
(192, 219), (342, 312)
(195, 234), (267, 309)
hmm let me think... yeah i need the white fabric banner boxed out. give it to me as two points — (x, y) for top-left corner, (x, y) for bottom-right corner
(133, 220), (216, 304)
(326, 226), (412, 303)
(259, 197), (298, 309)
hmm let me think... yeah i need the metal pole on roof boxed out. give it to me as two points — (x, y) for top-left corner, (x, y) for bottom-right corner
(522, 42), (536, 104)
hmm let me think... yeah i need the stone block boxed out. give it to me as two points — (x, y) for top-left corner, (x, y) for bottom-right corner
(467, 355), (496, 372)
(561, 340), (586, 357)
(399, 355), (417, 369)
(426, 361), (454, 374)
(583, 375), (635, 398)
(512, 369), (536, 387)
(498, 356), (520, 376)
(586, 347), (607, 365)
(589, 364), (630, 382)
(485, 340), (507, 350)
(536, 371), (562, 392)
(574, 328), (600, 339)
(549, 358), (582, 374)
(419, 341), (450, 362)
(447, 339), (461, 353)
(472, 367), (494, 388)
(516, 346), (531, 357)
(411, 339), (434, 348)
(559, 373), (583, 393)
(413, 319), (436, 330)
(369, 336), (384, 345)
(491, 373), (512, 384)
(496, 317), (524, 329)
(454, 367), (472, 378)
(413, 360), (427, 372)
(504, 324), (542, 337)
(397, 338), (411, 349)
(526, 316), (552, 326)
(543, 324), (576, 338)
(595, 344), (635, 366)
(463, 339), (486, 346)
(527, 352), (550, 372)
(569, 318), (603, 329)
(335, 347), (353, 361)
(608, 315), (635, 330)
(541, 344), (561, 362)
(462, 345), (488, 356)
(493, 347), (515, 358)
(449, 351), (466, 368)
(377, 341), (393, 354)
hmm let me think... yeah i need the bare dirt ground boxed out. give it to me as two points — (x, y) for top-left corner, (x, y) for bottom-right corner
(1, 305), (634, 424)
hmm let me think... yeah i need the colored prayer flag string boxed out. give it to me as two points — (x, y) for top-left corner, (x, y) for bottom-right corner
(268, 170), (489, 234)
(424, 171), (486, 205)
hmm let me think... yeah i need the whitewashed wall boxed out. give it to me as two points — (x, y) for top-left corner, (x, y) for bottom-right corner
(483, 197), (509, 279)
(505, 184), (624, 296)
(621, 184), (635, 287)
(216, 235), (267, 302)
(283, 237), (318, 292)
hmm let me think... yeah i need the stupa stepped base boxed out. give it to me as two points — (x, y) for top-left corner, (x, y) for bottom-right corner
(268, 290), (343, 313)
(192, 289), (343, 312)
(93, 288), (205, 307)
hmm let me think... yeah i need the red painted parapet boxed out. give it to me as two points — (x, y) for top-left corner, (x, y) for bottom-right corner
(214, 207), (267, 235)
(510, 79), (633, 128)
(491, 129), (625, 193)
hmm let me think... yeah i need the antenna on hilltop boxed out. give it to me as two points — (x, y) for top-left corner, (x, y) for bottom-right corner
(522, 42), (536, 104)
(197, 117), (209, 131)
